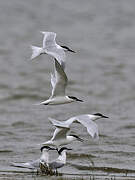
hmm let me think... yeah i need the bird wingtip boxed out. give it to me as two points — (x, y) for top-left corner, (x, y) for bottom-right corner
(49, 117), (56, 123)
(40, 31), (44, 34)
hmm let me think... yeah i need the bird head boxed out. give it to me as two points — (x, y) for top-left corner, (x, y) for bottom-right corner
(40, 146), (56, 152)
(68, 96), (83, 102)
(91, 113), (109, 121)
(61, 45), (76, 53)
(58, 147), (72, 155)
(69, 134), (84, 142)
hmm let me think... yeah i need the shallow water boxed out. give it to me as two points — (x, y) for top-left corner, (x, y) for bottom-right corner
(0, 0), (135, 179)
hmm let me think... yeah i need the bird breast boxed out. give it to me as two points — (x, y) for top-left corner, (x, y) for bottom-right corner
(49, 96), (73, 105)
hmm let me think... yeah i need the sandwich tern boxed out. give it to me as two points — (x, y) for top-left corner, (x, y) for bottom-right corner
(11, 146), (56, 170)
(36, 59), (83, 105)
(42, 119), (83, 147)
(31, 31), (75, 68)
(48, 147), (72, 172)
(48, 113), (109, 140)
(39, 146), (71, 173)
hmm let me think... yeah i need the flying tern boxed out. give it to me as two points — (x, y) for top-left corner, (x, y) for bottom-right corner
(48, 113), (109, 140)
(11, 146), (56, 170)
(31, 31), (75, 69)
(42, 118), (84, 148)
(36, 59), (83, 105)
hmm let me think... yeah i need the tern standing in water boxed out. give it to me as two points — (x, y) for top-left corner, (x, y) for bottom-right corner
(11, 146), (56, 170)
(48, 147), (72, 173)
(38, 147), (72, 174)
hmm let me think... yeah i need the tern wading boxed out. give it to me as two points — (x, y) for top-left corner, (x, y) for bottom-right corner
(48, 147), (72, 172)
(11, 146), (56, 170)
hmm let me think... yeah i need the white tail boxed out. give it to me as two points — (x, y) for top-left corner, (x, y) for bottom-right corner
(30, 46), (43, 60)
(32, 100), (49, 105)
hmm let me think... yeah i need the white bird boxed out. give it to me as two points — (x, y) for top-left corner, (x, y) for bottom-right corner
(48, 147), (72, 172)
(42, 118), (84, 148)
(36, 59), (83, 105)
(31, 31), (75, 69)
(11, 146), (56, 170)
(47, 113), (109, 141)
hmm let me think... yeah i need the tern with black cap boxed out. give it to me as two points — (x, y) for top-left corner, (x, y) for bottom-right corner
(35, 59), (83, 105)
(42, 116), (84, 148)
(30, 31), (75, 70)
(48, 113), (109, 140)
(11, 146), (56, 170)
(48, 147), (72, 172)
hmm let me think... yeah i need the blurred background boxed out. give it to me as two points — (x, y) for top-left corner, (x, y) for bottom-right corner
(0, 0), (135, 179)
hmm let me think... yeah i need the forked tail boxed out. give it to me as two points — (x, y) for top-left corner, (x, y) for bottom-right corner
(30, 46), (43, 60)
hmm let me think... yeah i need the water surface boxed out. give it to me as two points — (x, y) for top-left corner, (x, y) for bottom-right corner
(0, 0), (135, 179)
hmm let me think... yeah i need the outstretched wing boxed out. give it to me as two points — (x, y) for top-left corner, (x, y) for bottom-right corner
(47, 48), (66, 69)
(49, 115), (99, 139)
(41, 31), (56, 48)
(50, 73), (56, 90)
(49, 117), (69, 128)
(50, 118), (70, 141)
(51, 59), (68, 97)
(73, 115), (99, 139)
(41, 31), (66, 69)
(51, 127), (70, 141)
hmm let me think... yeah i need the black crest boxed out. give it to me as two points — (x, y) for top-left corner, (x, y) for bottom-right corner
(93, 113), (103, 116)
(40, 146), (54, 152)
(58, 147), (72, 155)
(68, 96), (78, 100)
(61, 45), (75, 53)
(69, 134), (84, 142)
(61, 45), (70, 50)
(93, 113), (108, 118)
(68, 96), (83, 102)
(69, 134), (80, 139)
